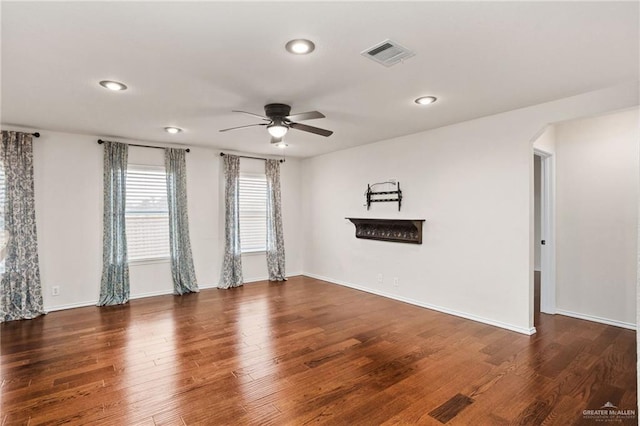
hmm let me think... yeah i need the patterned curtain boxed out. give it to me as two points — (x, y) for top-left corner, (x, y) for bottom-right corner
(0, 131), (45, 322)
(98, 141), (130, 306)
(165, 148), (198, 295)
(219, 154), (243, 288)
(265, 159), (286, 281)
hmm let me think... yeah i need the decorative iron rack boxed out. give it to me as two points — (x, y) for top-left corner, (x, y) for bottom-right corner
(366, 182), (402, 211)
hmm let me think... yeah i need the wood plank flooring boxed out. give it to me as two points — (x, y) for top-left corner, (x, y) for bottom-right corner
(1, 276), (637, 425)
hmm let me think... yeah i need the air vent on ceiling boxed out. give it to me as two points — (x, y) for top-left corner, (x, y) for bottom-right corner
(361, 39), (415, 67)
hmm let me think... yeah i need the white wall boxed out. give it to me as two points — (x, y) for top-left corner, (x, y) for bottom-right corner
(301, 82), (639, 334)
(33, 132), (103, 309)
(19, 129), (302, 311)
(554, 108), (639, 327)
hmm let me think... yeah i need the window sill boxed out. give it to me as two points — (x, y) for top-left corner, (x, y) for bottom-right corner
(129, 257), (170, 266)
(241, 250), (266, 256)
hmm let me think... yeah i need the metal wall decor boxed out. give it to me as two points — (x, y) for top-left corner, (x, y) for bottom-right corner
(366, 182), (402, 211)
(346, 218), (425, 244)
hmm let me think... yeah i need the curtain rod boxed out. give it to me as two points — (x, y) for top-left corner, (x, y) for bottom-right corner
(97, 139), (190, 153)
(0, 131), (40, 137)
(219, 152), (285, 163)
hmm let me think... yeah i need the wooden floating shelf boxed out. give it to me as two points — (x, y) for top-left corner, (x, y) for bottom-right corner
(346, 218), (425, 244)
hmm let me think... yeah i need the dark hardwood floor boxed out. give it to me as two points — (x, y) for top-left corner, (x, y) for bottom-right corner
(1, 276), (637, 425)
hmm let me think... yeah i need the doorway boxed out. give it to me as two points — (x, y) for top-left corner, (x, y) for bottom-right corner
(534, 155), (542, 323)
(534, 149), (556, 327)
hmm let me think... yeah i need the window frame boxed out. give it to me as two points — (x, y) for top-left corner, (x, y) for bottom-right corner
(238, 172), (268, 254)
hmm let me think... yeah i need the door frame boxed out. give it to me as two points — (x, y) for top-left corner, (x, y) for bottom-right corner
(534, 148), (556, 314)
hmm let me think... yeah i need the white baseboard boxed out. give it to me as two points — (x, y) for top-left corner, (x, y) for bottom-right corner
(286, 271), (303, 278)
(303, 272), (536, 336)
(46, 288), (182, 312)
(45, 289), (176, 312)
(130, 289), (174, 299)
(556, 309), (636, 330)
(45, 286), (199, 312)
(45, 300), (97, 312)
(46, 272), (305, 311)
(243, 275), (269, 284)
(198, 283), (218, 290)
(243, 271), (303, 284)
(145, 272), (303, 292)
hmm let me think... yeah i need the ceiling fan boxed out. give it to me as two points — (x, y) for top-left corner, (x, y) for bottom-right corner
(219, 103), (333, 145)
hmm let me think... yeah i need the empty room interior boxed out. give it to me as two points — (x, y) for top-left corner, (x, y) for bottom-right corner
(1, 2), (638, 425)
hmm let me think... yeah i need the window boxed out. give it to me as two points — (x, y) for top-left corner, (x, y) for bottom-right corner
(239, 173), (267, 253)
(125, 165), (170, 261)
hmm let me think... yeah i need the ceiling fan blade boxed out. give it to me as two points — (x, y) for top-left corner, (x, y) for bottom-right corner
(219, 123), (267, 132)
(232, 110), (270, 121)
(286, 111), (325, 121)
(289, 122), (333, 137)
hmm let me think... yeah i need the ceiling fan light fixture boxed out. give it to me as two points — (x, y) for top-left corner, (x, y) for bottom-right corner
(99, 80), (127, 91)
(285, 39), (315, 55)
(164, 126), (183, 134)
(267, 123), (288, 138)
(414, 96), (437, 105)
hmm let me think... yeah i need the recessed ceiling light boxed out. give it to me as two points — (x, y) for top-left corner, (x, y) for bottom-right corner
(415, 96), (437, 105)
(164, 127), (183, 134)
(285, 39), (315, 55)
(99, 80), (127, 91)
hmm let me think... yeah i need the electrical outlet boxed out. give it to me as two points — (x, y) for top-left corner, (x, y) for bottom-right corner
(377, 273), (383, 284)
(393, 277), (399, 287)
(51, 286), (60, 296)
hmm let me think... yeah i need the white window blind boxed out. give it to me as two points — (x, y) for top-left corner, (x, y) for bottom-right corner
(239, 173), (267, 253)
(125, 165), (170, 261)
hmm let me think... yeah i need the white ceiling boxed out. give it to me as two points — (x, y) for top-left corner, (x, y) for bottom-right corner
(2, 1), (638, 158)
